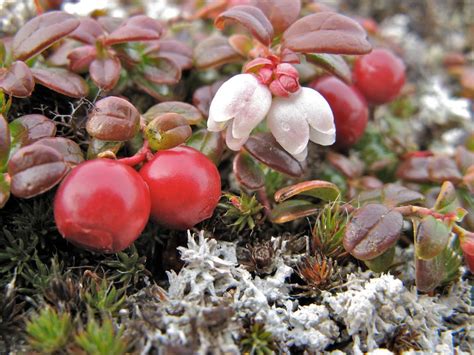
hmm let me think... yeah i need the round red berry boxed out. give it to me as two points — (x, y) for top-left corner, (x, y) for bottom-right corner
(310, 76), (368, 148)
(353, 48), (406, 104)
(54, 159), (151, 253)
(139, 146), (221, 230)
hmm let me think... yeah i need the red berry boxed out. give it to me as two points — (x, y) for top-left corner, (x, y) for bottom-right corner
(353, 48), (406, 104)
(310, 76), (368, 148)
(54, 159), (151, 253)
(139, 146), (221, 230)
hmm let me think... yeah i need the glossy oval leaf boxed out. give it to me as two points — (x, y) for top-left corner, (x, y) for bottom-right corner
(271, 199), (319, 223)
(358, 183), (425, 208)
(144, 101), (203, 125)
(415, 216), (451, 260)
(244, 132), (304, 177)
(32, 137), (84, 166)
(134, 76), (181, 102)
(13, 11), (80, 61)
(87, 96), (140, 141)
(9, 114), (56, 157)
(326, 151), (362, 177)
(363, 246), (395, 273)
(254, 0), (301, 34)
(104, 15), (163, 46)
(274, 180), (340, 203)
(0, 114), (10, 171)
(343, 203), (403, 260)
(147, 39), (193, 70)
(8, 144), (68, 198)
(233, 151), (265, 190)
(143, 57), (181, 85)
(69, 17), (104, 44)
(415, 255), (445, 293)
(0, 61), (35, 98)
(396, 156), (431, 183)
(67, 45), (97, 73)
(215, 5), (274, 46)
(194, 35), (242, 70)
(433, 181), (457, 213)
(0, 173), (10, 208)
(89, 56), (121, 90)
(305, 53), (352, 84)
(186, 128), (224, 165)
(31, 68), (89, 98)
(282, 12), (371, 54)
(145, 113), (192, 151)
(428, 156), (463, 184)
(455, 146), (474, 174)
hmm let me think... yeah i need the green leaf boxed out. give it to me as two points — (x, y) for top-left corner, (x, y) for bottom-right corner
(415, 216), (451, 260)
(433, 181), (458, 213)
(364, 246), (395, 272)
(305, 53), (352, 84)
(186, 129), (224, 165)
(415, 253), (445, 293)
(270, 199), (319, 223)
(87, 138), (122, 160)
(0, 173), (10, 208)
(275, 180), (340, 203)
(0, 114), (9, 171)
(144, 101), (203, 125)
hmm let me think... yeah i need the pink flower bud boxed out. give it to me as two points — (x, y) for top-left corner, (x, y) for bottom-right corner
(460, 232), (474, 272)
(270, 63), (300, 97)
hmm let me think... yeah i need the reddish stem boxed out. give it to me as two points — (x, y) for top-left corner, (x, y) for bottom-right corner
(256, 187), (271, 219)
(117, 140), (152, 167)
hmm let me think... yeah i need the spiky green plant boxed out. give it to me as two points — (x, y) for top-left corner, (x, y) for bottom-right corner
(221, 192), (264, 232)
(83, 277), (126, 316)
(75, 318), (127, 355)
(241, 323), (275, 355)
(26, 306), (72, 353)
(100, 244), (148, 287)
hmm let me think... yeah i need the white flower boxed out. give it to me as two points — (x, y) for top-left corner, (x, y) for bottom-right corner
(207, 74), (335, 161)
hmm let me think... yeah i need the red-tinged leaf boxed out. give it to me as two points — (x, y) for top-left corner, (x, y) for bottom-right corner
(0, 114), (9, 171)
(8, 144), (68, 198)
(192, 80), (224, 117)
(306, 53), (352, 84)
(0, 173), (10, 208)
(67, 45), (97, 72)
(147, 40), (193, 70)
(104, 15), (163, 46)
(145, 113), (192, 151)
(87, 138), (122, 160)
(396, 156), (431, 183)
(233, 151), (265, 190)
(326, 151), (362, 177)
(69, 17), (103, 44)
(275, 180), (340, 203)
(87, 96), (140, 141)
(134, 75), (183, 102)
(0, 61), (35, 98)
(271, 200), (319, 223)
(254, 0), (301, 34)
(89, 56), (121, 90)
(9, 114), (56, 156)
(47, 40), (79, 67)
(32, 137), (84, 166)
(433, 181), (457, 213)
(428, 156), (463, 184)
(194, 35), (242, 70)
(186, 129), (224, 165)
(282, 12), (372, 55)
(357, 184), (425, 208)
(31, 67), (89, 98)
(244, 132), (304, 177)
(415, 216), (451, 260)
(13, 11), (80, 61)
(228, 34), (254, 57)
(415, 255), (445, 292)
(215, 5), (274, 46)
(143, 57), (181, 85)
(97, 16), (123, 34)
(144, 101), (203, 125)
(455, 146), (474, 173)
(343, 204), (403, 260)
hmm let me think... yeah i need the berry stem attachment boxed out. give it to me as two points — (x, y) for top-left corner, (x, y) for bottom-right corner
(117, 140), (153, 167)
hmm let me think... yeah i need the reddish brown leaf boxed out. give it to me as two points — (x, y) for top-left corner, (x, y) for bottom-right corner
(282, 12), (372, 54)
(305, 53), (352, 84)
(254, 0), (301, 34)
(87, 96), (140, 141)
(32, 67), (89, 98)
(428, 156), (463, 184)
(0, 114), (9, 170)
(0, 61), (35, 98)
(194, 35), (242, 70)
(145, 113), (192, 151)
(32, 137), (84, 166)
(233, 151), (265, 190)
(133, 75), (183, 102)
(143, 57), (181, 85)
(215, 5), (274, 46)
(326, 151), (362, 178)
(8, 144), (68, 198)
(415, 255), (445, 293)
(47, 40), (79, 67)
(415, 216), (451, 260)
(186, 129), (224, 165)
(343, 204), (403, 260)
(396, 156), (431, 183)
(67, 45), (97, 72)
(89, 56), (121, 90)
(192, 80), (224, 117)
(228, 34), (253, 57)
(244, 132), (304, 177)
(271, 200), (319, 223)
(144, 101), (203, 125)
(147, 40), (193, 70)
(13, 11), (80, 61)
(455, 146), (474, 173)
(104, 15), (163, 46)
(69, 17), (104, 44)
(274, 180), (340, 203)
(357, 183), (425, 208)
(9, 114), (56, 153)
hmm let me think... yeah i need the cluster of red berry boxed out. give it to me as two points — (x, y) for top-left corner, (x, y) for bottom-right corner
(54, 146), (221, 253)
(310, 48), (406, 148)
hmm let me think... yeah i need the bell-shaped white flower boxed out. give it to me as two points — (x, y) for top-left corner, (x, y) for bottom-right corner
(207, 73), (272, 150)
(267, 87), (335, 161)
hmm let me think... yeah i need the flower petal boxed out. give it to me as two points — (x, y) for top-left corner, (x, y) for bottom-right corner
(267, 91), (310, 155)
(299, 87), (336, 146)
(292, 147), (308, 162)
(207, 115), (228, 132)
(226, 124), (248, 151)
